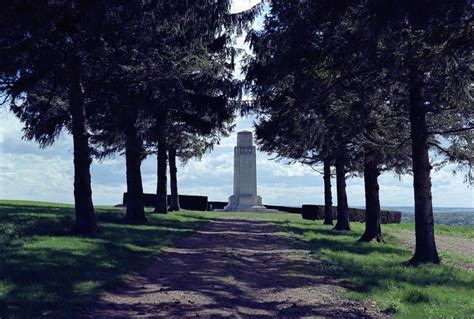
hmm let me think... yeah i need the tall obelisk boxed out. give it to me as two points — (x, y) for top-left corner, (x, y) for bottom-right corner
(221, 131), (277, 212)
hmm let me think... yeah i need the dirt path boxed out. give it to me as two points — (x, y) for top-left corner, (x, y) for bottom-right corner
(394, 229), (474, 271)
(82, 219), (383, 318)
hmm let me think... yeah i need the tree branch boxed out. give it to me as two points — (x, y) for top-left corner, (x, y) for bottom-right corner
(429, 126), (474, 135)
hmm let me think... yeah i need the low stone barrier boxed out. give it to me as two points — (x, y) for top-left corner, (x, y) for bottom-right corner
(301, 205), (323, 220)
(122, 194), (401, 223)
(301, 205), (401, 224)
(264, 205), (301, 214)
(208, 201), (227, 210)
(123, 193), (208, 211)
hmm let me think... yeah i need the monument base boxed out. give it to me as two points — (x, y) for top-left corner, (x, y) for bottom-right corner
(215, 194), (279, 213)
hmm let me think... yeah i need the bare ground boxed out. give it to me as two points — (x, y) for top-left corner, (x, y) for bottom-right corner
(393, 229), (474, 272)
(82, 219), (385, 318)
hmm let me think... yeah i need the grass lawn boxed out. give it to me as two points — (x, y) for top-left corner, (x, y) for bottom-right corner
(1, 201), (473, 318)
(385, 221), (474, 239)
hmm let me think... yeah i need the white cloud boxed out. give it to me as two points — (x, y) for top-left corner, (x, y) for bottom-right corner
(261, 160), (319, 177)
(0, 152), (74, 203)
(231, 0), (261, 14)
(0, 108), (23, 144)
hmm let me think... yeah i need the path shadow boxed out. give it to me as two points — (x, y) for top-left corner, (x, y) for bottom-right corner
(83, 219), (375, 318)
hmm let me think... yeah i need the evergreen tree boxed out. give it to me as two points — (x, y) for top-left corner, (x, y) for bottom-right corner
(322, 159), (334, 225)
(167, 146), (180, 211)
(146, 1), (259, 214)
(87, 1), (196, 222)
(247, 0), (471, 260)
(0, 0), (119, 233)
(374, 0), (472, 263)
(246, 0), (365, 232)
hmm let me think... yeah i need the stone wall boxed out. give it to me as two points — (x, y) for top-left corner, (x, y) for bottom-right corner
(123, 193), (208, 211)
(301, 205), (401, 224)
(263, 205), (301, 214)
(207, 201), (227, 210)
(122, 193), (401, 223)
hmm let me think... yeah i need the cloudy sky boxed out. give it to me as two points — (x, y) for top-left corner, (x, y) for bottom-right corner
(0, 0), (472, 208)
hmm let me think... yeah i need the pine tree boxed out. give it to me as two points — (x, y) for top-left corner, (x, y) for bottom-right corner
(377, 0), (473, 264)
(0, 0), (120, 233)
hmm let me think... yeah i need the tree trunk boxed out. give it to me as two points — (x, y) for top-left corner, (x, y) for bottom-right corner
(69, 61), (96, 234)
(124, 119), (147, 224)
(408, 66), (440, 264)
(334, 158), (350, 230)
(168, 146), (180, 211)
(359, 156), (383, 242)
(155, 139), (168, 214)
(323, 159), (333, 225)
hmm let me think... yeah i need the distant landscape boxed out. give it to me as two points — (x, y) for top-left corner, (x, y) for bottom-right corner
(385, 207), (474, 226)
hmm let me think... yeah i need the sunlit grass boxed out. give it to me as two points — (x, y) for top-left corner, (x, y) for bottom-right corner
(385, 222), (474, 239)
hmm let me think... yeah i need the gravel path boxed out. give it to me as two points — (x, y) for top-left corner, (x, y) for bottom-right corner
(82, 219), (384, 318)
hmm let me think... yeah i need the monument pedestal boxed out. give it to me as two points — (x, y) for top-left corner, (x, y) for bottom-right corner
(217, 131), (278, 213)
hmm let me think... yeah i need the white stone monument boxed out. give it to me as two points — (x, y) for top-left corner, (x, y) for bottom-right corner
(219, 131), (277, 212)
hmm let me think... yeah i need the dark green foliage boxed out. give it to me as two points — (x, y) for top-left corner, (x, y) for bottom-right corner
(245, 0), (472, 261)
(0, 0), (123, 233)
(376, 0), (472, 264)
(245, 0), (412, 238)
(84, 1), (259, 218)
(0, 0), (261, 226)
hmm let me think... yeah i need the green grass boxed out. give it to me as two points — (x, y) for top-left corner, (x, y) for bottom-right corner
(1, 202), (473, 318)
(0, 200), (212, 318)
(265, 217), (474, 319)
(385, 222), (474, 239)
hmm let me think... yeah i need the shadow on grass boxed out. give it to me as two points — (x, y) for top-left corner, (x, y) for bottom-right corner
(271, 219), (362, 238)
(0, 202), (210, 318)
(272, 218), (474, 296)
